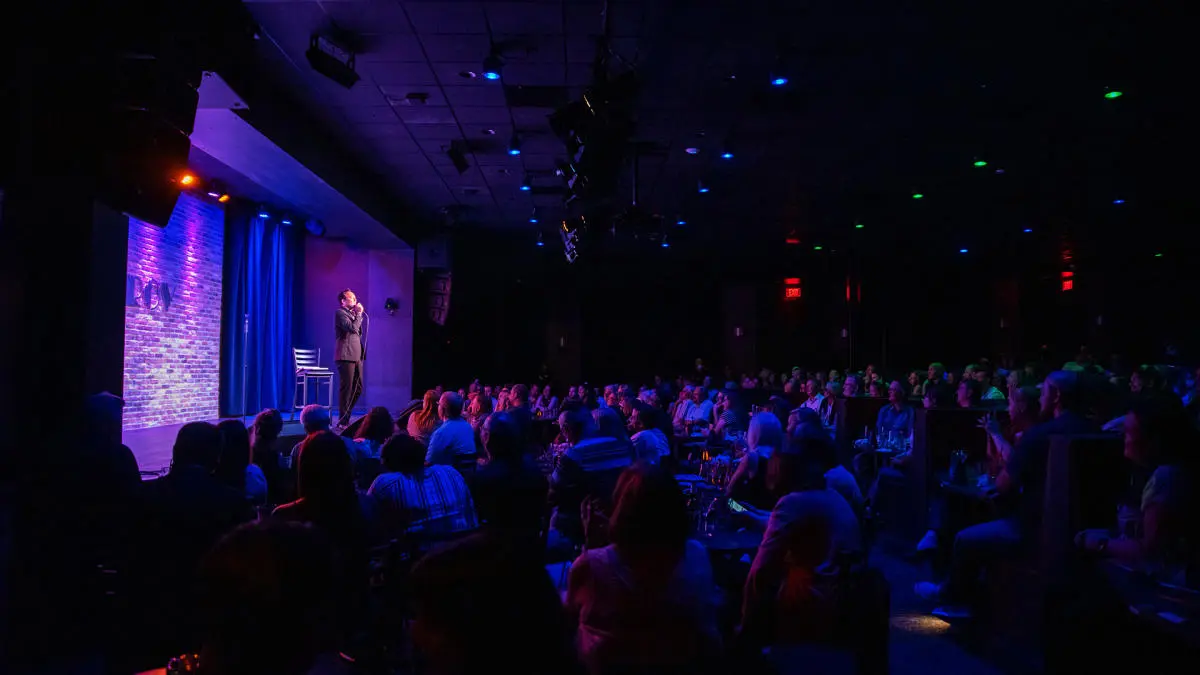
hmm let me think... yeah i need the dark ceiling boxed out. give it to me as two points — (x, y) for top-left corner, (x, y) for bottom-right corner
(239, 0), (1172, 259)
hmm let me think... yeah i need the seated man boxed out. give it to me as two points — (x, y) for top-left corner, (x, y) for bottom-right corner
(915, 371), (1095, 617)
(547, 407), (634, 551)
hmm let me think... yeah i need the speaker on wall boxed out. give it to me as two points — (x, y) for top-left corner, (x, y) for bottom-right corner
(427, 272), (451, 326)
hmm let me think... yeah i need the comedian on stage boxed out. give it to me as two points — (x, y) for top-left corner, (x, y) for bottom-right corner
(334, 288), (366, 430)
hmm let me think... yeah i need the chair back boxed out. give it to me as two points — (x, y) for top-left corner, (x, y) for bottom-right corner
(1041, 433), (1126, 577)
(294, 347), (322, 371)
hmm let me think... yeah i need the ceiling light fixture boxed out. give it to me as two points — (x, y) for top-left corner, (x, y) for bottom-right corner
(520, 176), (532, 191)
(536, 232), (544, 247)
(661, 236), (670, 248)
(481, 54), (504, 81)
(855, 223), (864, 229)
(973, 160), (988, 167)
(1104, 90), (1123, 99)
(697, 180), (709, 194)
(508, 133), (521, 156)
(257, 207), (270, 219)
(676, 218), (686, 226)
(771, 76), (788, 86)
(912, 192), (924, 199)
(529, 208), (539, 224)
(685, 147), (699, 155)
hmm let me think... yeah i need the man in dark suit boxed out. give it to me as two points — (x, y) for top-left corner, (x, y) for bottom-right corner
(334, 288), (365, 430)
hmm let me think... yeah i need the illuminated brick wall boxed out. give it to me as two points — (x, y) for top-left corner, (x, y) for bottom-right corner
(123, 194), (224, 430)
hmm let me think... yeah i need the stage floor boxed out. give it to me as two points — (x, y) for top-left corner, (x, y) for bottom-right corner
(124, 416), (308, 478)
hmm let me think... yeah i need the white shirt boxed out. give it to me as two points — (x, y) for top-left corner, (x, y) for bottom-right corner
(631, 428), (671, 463)
(684, 399), (714, 424)
(800, 394), (824, 412)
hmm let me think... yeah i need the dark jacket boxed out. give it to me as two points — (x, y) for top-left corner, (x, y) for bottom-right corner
(335, 306), (364, 362)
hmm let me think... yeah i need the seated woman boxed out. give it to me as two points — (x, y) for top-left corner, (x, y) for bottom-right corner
(406, 390), (442, 446)
(726, 412), (786, 511)
(368, 434), (479, 540)
(740, 438), (864, 646)
(1076, 393), (1199, 585)
(352, 406), (393, 488)
(566, 462), (721, 674)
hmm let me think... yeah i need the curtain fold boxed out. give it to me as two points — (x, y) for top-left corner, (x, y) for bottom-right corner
(220, 212), (299, 417)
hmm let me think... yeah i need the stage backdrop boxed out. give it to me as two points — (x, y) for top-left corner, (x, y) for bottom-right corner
(301, 237), (414, 415)
(123, 194), (224, 430)
(219, 210), (300, 418)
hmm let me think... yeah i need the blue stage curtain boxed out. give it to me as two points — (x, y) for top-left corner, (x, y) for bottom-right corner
(220, 211), (299, 417)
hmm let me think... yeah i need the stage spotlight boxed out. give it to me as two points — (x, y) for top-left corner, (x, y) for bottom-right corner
(281, 216), (293, 226)
(1023, 227), (1033, 233)
(205, 180), (230, 203)
(1104, 90), (1123, 99)
(529, 208), (539, 224)
(178, 172), (197, 186)
(306, 34), (361, 89)
(959, 248), (969, 254)
(685, 147), (699, 155)
(257, 207), (270, 219)
(508, 133), (522, 156)
(520, 176), (532, 191)
(536, 232), (544, 247)
(482, 54), (504, 80)
(771, 76), (788, 86)
(912, 192), (924, 199)
(697, 181), (709, 193)
(720, 146), (734, 159)
(676, 218), (686, 226)
(661, 236), (670, 248)
(1112, 199), (1125, 205)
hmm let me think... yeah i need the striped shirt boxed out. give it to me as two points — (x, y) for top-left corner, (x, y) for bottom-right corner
(368, 465), (479, 537)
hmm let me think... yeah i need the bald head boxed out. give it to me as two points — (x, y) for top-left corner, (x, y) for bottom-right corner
(439, 391), (463, 420)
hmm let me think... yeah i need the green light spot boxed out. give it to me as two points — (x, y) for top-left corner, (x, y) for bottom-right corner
(855, 223), (864, 229)
(973, 160), (987, 167)
(1105, 91), (1123, 99)
(813, 245), (823, 251)
(912, 193), (924, 199)
(1155, 253), (1163, 258)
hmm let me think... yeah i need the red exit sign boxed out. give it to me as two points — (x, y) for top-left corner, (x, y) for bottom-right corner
(785, 287), (802, 299)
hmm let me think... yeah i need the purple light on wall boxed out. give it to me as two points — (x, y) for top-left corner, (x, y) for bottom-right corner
(123, 194), (225, 431)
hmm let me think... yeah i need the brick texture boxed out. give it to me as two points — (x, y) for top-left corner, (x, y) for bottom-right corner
(123, 194), (224, 431)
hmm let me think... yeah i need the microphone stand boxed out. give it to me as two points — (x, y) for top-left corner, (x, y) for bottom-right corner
(241, 313), (250, 424)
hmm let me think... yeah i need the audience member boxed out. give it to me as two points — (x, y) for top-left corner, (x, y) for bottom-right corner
(425, 392), (476, 465)
(471, 412), (547, 541)
(369, 433), (478, 539)
(250, 408), (286, 503)
(407, 390), (442, 445)
(216, 419), (266, 504)
(567, 463), (721, 674)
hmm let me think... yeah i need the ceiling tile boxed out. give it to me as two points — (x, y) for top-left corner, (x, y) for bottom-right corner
(407, 124), (465, 141)
(453, 106), (514, 125)
(353, 122), (409, 139)
(511, 107), (554, 128)
(503, 63), (566, 87)
(354, 34), (427, 62)
(405, 1), (488, 34)
(339, 105), (400, 124)
(310, 78), (389, 106)
(430, 62), (495, 86)
(443, 85), (509, 107)
(485, 3), (564, 35)
(519, 135), (563, 155)
(367, 62), (439, 87)
(521, 154), (560, 172)
(320, 1), (412, 35)
(495, 34), (566, 64)
(417, 138), (458, 156)
(393, 105), (458, 125)
(479, 165), (522, 181)
(379, 85), (447, 106)
(421, 34), (493, 63)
